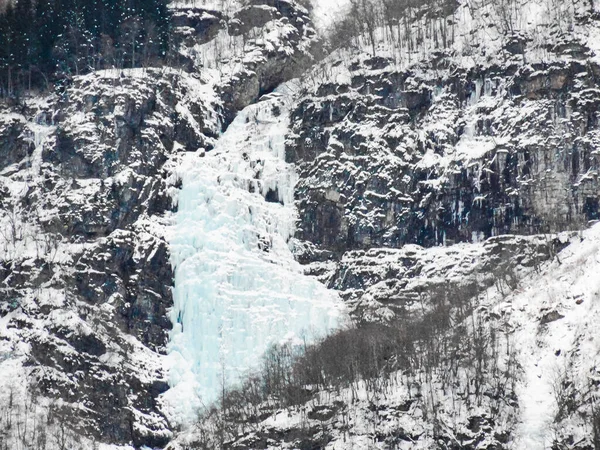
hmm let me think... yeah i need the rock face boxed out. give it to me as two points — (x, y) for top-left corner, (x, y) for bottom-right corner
(0, 0), (319, 447)
(287, 58), (600, 261)
(2, 0), (600, 448)
(315, 233), (570, 321)
(171, 8), (226, 48)
(0, 70), (213, 447)
(217, 0), (320, 125)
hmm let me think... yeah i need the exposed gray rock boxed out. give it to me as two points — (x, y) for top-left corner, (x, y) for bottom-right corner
(171, 7), (225, 47)
(0, 0), (324, 446)
(287, 58), (600, 260)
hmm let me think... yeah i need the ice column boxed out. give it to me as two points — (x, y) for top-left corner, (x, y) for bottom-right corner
(165, 84), (343, 423)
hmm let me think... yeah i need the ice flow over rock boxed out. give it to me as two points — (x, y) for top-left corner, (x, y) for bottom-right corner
(164, 83), (343, 422)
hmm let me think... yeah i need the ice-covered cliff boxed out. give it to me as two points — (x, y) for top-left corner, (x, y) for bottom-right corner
(1, 0), (600, 448)
(164, 83), (343, 423)
(0, 0), (321, 447)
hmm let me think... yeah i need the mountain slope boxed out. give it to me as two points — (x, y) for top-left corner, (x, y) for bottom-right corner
(0, 0), (599, 448)
(0, 0), (319, 447)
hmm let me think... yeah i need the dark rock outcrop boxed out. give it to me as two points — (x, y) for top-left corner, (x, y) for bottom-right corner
(218, 0), (320, 127)
(287, 59), (600, 260)
(171, 7), (226, 47)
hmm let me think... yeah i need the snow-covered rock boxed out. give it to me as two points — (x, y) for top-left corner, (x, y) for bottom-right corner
(0, 68), (216, 448)
(0, 0), (320, 446)
(2, 0), (600, 448)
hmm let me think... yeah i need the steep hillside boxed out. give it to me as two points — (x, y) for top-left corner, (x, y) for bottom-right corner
(0, 0), (319, 447)
(168, 0), (600, 448)
(0, 0), (599, 448)
(172, 225), (598, 450)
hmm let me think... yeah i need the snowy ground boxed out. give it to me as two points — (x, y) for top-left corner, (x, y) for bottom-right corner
(502, 226), (600, 448)
(199, 226), (600, 450)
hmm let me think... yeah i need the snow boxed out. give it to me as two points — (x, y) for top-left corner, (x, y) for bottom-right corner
(164, 82), (346, 424)
(312, 0), (351, 32)
(503, 226), (600, 448)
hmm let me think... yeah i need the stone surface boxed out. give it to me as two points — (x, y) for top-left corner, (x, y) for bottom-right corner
(287, 58), (600, 260)
(0, 0), (322, 446)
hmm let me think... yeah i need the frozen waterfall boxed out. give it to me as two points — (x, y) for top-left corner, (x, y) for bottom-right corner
(164, 83), (344, 423)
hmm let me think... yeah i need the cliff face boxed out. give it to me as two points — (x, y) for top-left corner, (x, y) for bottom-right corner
(0, 0), (318, 447)
(1, 0), (600, 448)
(0, 69), (213, 448)
(288, 58), (600, 262)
